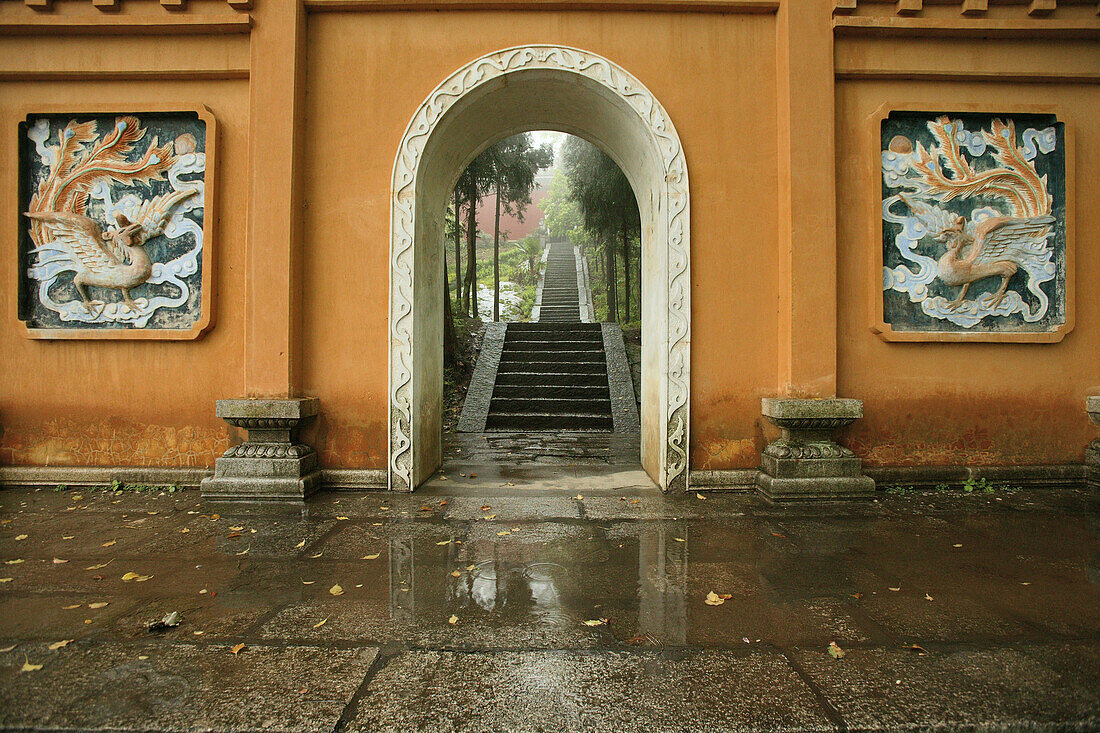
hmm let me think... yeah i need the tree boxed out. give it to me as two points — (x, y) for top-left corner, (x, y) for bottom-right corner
(514, 235), (543, 285)
(454, 157), (492, 317)
(561, 136), (640, 323)
(474, 134), (553, 321)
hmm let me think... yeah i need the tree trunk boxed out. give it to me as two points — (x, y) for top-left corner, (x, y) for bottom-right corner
(621, 228), (631, 323)
(443, 253), (457, 367)
(606, 240), (618, 323)
(493, 178), (501, 322)
(464, 181), (478, 317)
(453, 189), (462, 307)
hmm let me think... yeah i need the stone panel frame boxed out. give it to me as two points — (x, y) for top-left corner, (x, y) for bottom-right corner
(13, 104), (217, 341)
(867, 102), (1075, 343)
(388, 45), (691, 493)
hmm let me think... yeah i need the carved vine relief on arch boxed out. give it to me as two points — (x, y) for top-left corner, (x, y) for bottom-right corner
(389, 46), (690, 492)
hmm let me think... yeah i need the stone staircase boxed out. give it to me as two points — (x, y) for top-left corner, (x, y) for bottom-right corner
(486, 322), (612, 431)
(482, 240), (613, 432)
(536, 241), (581, 322)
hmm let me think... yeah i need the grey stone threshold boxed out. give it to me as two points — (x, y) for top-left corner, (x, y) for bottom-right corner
(1, 463), (1090, 493)
(456, 321), (507, 432)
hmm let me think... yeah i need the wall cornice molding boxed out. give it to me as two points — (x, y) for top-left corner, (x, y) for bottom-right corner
(305, 0), (777, 12)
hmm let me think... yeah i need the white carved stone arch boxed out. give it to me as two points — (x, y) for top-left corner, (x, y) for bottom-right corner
(389, 45), (690, 492)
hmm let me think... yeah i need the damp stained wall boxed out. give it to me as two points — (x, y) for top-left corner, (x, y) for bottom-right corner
(0, 0), (1096, 476)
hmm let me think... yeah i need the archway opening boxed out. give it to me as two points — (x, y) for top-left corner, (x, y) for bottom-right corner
(389, 47), (690, 493)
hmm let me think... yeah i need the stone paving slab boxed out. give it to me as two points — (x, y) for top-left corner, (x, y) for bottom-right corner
(0, 640), (378, 732)
(792, 642), (1100, 731)
(1, 486), (1097, 731)
(347, 649), (835, 733)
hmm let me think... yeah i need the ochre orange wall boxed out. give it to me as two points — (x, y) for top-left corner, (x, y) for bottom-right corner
(298, 10), (780, 470)
(1, 1), (1097, 476)
(0, 76), (249, 466)
(836, 79), (1100, 467)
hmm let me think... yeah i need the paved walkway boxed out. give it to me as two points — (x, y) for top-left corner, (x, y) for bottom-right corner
(2, 486), (1097, 731)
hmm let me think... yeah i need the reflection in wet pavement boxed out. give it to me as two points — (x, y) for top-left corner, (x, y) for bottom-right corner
(1, 486), (1098, 731)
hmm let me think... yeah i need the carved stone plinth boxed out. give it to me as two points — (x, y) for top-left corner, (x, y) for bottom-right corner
(1087, 397), (1100, 488)
(201, 398), (321, 502)
(755, 398), (875, 501)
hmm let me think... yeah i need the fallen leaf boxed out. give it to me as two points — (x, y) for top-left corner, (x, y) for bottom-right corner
(146, 611), (181, 633)
(451, 570), (461, 577)
(952, 543), (963, 548)
(180, 528), (190, 534)
(62, 604), (81, 610)
(888, 587), (901, 592)
(924, 593), (934, 601)
(573, 494), (583, 500)
(138, 655), (149, 660)
(851, 592), (863, 600)
(448, 614), (458, 625)
(337, 516), (349, 521)
(102, 540), (116, 548)
(704, 591), (726, 606)
(904, 644), (929, 655)
(48, 640), (73, 650)
(329, 584), (344, 596)
(121, 572), (140, 581)
(309, 552), (323, 559)
(302, 581), (315, 585)
(827, 641), (846, 659)
(436, 540), (452, 546)
(438, 500), (448, 506)
(696, 493), (706, 500)
(234, 548), (249, 556)
(5, 559), (24, 565)
(420, 505), (432, 512)
(480, 505), (491, 511)
(674, 537), (686, 543)
(469, 473), (477, 478)
(52, 558), (68, 564)
(229, 526), (244, 531)
(199, 588), (208, 594)
(771, 532), (786, 538)
(85, 561), (112, 570)
(193, 631), (205, 636)
(14, 534), (27, 541)
(583, 618), (608, 626)
(466, 564), (477, 571)
(0, 578), (12, 584)
(361, 553), (380, 560)
(481, 514), (497, 521)
(497, 531), (511, 536)
(295, 540), (306, 549)
(230, 643), (246, 655)
(0, 644), (16, 653)
(20, 656), (42, 672)
(227, 532), (241, 539)
(313, 618), (328, 629)
(88, 602), (108, 609)
(62, 536), (75, 540)
(1020, 581), (1031, 586)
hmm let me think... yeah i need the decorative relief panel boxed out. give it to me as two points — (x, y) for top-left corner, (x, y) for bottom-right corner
(17, 108), (215, 339)
(876, 108), (1072, 342)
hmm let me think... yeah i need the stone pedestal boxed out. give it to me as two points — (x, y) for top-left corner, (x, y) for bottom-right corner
(201, 398), (321, 502)
(755, 398), (875, 501)
(1087, 397), (1100, 488)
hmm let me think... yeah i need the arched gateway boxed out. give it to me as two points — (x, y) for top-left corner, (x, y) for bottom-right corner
(389, 46), (691, 493)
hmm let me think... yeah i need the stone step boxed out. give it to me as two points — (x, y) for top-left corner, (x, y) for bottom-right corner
(496, 360), (607, 374)
(509, 322), (602, 332)
(499, 349), (605, 363)
(491, 384), (608, 399)
(503, 339), (603, 350)
(493, 372), (609, 387)
(506, 334), (602, 345)
(485, 412), (613, 431)
(489, 397), (611, 414)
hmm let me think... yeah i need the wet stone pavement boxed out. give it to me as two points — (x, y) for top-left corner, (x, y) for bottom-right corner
(0, 485), (1098, 732)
